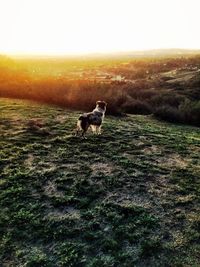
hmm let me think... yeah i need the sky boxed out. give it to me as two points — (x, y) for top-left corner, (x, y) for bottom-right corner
(0, 0), (200, 55)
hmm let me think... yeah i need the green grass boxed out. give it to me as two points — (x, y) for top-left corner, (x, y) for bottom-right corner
(0, 98), (200, 266)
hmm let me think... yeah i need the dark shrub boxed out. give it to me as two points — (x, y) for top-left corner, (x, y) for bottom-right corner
(122, 98), (152, 115)
(151, 93), (185, 108)
(126, 87), (157, 100)
(179, 99), (200, 126)
(154, 105), (183, 123)
(106, 101), (123, 116)
(104, 89), (130, 115)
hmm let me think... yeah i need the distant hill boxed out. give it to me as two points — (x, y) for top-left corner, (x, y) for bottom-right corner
(8, 48), (200, 60)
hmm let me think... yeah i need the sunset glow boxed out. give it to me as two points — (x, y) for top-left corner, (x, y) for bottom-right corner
(0, 0), (200, 55)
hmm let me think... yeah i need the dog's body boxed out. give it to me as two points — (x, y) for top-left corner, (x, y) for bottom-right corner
(76, 101), (107, 137)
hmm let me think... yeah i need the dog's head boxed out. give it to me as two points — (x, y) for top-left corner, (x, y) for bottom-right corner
(96, 100), (107, 110)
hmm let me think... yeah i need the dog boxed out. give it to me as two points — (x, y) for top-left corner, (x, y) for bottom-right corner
(76, 101), (107, 137)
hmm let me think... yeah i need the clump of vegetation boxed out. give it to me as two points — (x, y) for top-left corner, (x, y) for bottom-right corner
(179, 99), (200, 126)
(154, 100), (200, 126)
(122, 98), (152, 114)
(154, 105), (183, 123)
(27, 119), (51, 135)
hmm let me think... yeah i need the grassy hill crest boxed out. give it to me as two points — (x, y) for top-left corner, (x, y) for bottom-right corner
(0, 98), (200, 266)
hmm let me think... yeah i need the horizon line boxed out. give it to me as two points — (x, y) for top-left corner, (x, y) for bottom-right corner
(1, 48), (200, 58)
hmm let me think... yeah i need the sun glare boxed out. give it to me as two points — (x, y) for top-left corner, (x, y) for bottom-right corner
(0, 0), (200, 55)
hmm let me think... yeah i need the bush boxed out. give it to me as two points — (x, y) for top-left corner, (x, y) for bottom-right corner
(122, 98), (152, 114)
(105, 90), (129, 115)
(154, 100), (200, 126)
(154, 105), (183, 123)
(179, 99), (200, 126)
(151, 93), (185, 108)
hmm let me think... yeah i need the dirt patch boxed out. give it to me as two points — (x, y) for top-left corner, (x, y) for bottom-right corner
(44, 181), (65, 198)
(46, 207), (81, 220)
(142, 145), (161, 155)
(171, 230), (187, 248)
(55, 115), (68, 124)
(38, 162), (57, 173)
(186, 211), (200, 223)
(24, 154), (34, 169)
(90, 162), (114, 176)
(147, 174), (178, 199)
(148, 181), (172, 199)
(103, 192), (152, 209)
(157, 153), (188, 169)
(176, 194), (195, 204)
(27, 119), (50, 135)
(59, 163), (81, 170)
(136, 141), (145, 147)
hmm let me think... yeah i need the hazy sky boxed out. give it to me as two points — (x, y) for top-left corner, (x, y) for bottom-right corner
(0, 0), (199, 55)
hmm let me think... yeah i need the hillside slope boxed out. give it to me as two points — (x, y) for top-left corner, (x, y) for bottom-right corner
(0, 98), (200, 267)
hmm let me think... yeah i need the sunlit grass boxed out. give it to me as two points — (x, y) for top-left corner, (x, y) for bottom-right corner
(0, 98), (200, 266)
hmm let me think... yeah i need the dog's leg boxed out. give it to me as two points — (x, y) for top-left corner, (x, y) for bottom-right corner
(75, 126), (79, 136)
(75, 120), (82, 136)
(96, 126), (99, 135)
(81, 123), (89, 139)
(81, 129), (88, 139)
(90, 125), (94, 134)
(91, 125), (97, 134)
(96, 126), (102, 135)
(76, 125), (84, 137)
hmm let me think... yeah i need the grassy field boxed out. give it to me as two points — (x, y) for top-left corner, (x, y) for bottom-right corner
(0, 98), (200, 267)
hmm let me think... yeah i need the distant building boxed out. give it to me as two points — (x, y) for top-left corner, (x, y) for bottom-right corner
(111, 75), (124, 82)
